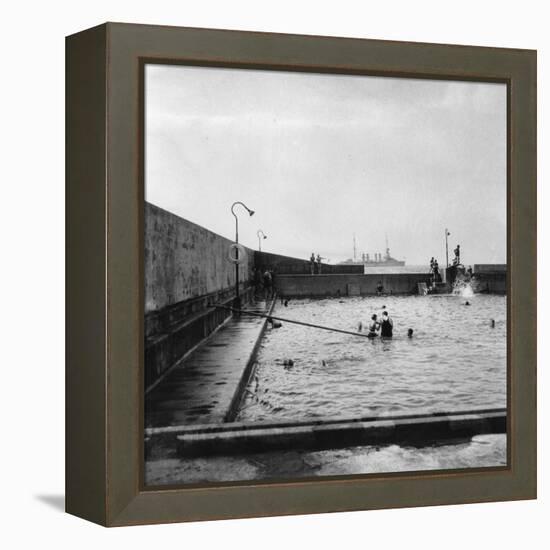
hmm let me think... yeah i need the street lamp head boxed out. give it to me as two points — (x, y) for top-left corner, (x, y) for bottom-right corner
(231, 201), (255, 218)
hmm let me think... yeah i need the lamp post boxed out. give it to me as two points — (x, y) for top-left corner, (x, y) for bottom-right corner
(231, 201), (254, 312)
(257, 229), (267, 251)
(445, 228), (451, 268)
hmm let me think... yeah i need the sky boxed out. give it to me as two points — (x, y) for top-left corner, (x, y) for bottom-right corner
(145, 64), (506, 266)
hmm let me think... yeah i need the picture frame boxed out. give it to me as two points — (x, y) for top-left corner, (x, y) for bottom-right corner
(66, 22), (536, 526)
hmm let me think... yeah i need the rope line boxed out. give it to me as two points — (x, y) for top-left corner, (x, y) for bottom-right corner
(213, 304), (370, 338)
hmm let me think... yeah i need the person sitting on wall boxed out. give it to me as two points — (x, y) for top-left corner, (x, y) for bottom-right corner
(380, 311), (394, 338)
(376, 280), (384, 295)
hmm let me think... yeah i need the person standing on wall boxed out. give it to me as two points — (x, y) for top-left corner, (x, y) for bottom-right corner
(310, 252), (315, 275)
(453, 244), (461, 266)
(316, 253), (322, 274)
(433, 259), (440, 283)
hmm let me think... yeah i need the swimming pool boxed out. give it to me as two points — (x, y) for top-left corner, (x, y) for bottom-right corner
(237, 294), (506, 422)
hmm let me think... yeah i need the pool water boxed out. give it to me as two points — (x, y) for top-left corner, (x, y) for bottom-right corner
(237, 295), (506, 422)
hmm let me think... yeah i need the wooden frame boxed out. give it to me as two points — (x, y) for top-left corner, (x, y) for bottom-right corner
(66, 22), (536, 526)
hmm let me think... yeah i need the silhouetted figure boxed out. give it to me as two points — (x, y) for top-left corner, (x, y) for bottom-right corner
(316, 254), (322, 274)
(380, 311), (394, 338)
(309, 253), (315, 275)
(453, 244), (461, 266)
(263, 269), (273, 301)
(407, 328), (414, 338)
(433, 260), (441, 283)
(376, 280), (384, 295)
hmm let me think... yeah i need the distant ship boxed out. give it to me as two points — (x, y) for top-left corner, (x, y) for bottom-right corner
(362, 248), (405, 267)
(340, 235), (405, 267)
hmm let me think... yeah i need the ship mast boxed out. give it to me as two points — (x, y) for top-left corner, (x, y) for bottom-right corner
(385, 233), (390, 260)
(353, 233), (357, 262)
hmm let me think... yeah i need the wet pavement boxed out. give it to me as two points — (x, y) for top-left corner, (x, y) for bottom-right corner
(145, 299), (273, 427)
(145, 433), (506, 486)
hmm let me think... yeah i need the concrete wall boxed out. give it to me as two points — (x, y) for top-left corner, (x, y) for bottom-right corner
(276, 273), (432, 297)
(255, 250), (363, 275)
(472, 265), (507, 294)
(474, 272), (507, 294)
(145, 202), (255, 388)
(145, 202), (254, 313)
(474, 264), (507, 273)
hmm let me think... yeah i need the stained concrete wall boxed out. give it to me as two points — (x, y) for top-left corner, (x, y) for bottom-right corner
(144, 202), (255, 388)
(276, 273), (432, 297)
(473, 264), (507, 294)
(473, 272), (507, 294)
(145, 202), (254, 313)
(474, 264), (507, 273)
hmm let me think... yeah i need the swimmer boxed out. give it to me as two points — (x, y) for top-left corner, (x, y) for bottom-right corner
(380, 311), (393, 338)
(367, 314), (379, 338)
(407, 328), (414, 338)
(464, 301), (471, 306)
(284, 299), (289, 307)
(490, 319), (495, 328)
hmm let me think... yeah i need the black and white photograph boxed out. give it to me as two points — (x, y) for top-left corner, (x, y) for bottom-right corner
(143, 63), (507, 486)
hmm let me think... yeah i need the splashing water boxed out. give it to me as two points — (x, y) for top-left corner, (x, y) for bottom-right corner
(453, 279), (475, 298)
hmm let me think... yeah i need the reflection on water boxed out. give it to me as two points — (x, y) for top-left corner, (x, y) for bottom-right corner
(237, 294), (506, 421)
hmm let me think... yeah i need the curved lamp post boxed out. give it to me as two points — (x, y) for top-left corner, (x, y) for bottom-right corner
(257, 229), (267, 252)
(445, 228), (451, 268)
(231, 201), (254, 312)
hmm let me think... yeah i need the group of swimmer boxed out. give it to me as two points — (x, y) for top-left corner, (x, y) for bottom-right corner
(357, 306), (413, 339)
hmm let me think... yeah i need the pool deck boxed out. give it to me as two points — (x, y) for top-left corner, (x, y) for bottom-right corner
(145, 298), (275, 428)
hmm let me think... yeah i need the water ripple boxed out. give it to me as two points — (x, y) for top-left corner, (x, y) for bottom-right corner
(237, 295), (506, 421)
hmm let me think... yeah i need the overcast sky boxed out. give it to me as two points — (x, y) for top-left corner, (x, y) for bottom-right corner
(145, 64), (506, 266)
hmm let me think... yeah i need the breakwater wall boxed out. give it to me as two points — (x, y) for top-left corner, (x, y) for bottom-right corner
(276, 273), (432, 297)
(446, 264), (507, 295)
(255, 251), (363, 275)
(145, 203), (255, 388)
(473, 264), (507, 294)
